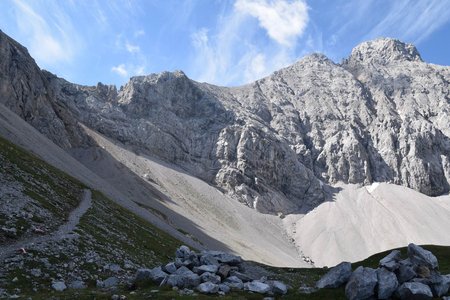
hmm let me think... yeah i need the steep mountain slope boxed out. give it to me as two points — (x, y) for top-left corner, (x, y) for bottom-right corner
(1, 29), (450, 268)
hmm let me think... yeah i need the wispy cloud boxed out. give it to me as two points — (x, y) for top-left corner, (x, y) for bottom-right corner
(125, 42), (140, 54)
(11, 0), (82, 66)
(364, 0), (450, 43)
(190, 0), (309, 86)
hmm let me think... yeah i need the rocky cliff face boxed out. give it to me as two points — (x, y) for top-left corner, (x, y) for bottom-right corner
(1, 30), (449, 214)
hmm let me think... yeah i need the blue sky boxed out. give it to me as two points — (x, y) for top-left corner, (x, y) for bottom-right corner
(1, 0), (450, 87)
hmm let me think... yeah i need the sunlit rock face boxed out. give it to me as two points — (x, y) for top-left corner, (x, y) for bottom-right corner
(2, 31), (450, 214)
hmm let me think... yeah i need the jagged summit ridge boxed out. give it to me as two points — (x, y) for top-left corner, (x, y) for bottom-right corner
(345, 37), (422, 65)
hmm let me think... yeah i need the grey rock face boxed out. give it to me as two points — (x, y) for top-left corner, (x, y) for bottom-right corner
(163, 262), (177, 274)
(407, 244), (439, 270)
(377, 267), (399, 299)
(2, 30), (450, 214)
(316, 261), (352, 289)
(344, 266), (377, 300)
(195, 265), (219, 274)
(396, 282), (433, 300)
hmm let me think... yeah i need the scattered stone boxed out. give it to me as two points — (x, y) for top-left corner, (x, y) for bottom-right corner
(396, 282), (433, 300)
(244, 280), (271, 294)
(176, 245), (191, 259)
(68, 280), (86, 289)
(316, 261), (352, 288)
(377, 267), (398, 299)
(345, 266), (377, 300)
(52, 281), (67, 292)
(30, 268), (41, 277)
(407, 244), (438, 270)
(298, 284), (317, 294)
(197, 282), (219, 294)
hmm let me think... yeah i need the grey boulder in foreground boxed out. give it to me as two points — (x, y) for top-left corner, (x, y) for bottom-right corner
(133, 245), (288, 296)
(316, 244), (450, 299)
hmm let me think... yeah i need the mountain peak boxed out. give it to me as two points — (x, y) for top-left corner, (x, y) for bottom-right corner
(346, 38), (422, 65)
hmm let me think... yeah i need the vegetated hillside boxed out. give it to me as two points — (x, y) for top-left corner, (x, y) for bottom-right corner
(0, 136), (182, 298)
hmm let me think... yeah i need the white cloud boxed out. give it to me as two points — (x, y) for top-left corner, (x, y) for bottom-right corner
(234, 0), (309, 47)
(111, 64), (128, 77)
(11, 0), (81, 66)
(189, 0), (308, 86)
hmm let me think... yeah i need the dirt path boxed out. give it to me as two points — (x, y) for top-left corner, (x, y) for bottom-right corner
(0, 189), (92, 262)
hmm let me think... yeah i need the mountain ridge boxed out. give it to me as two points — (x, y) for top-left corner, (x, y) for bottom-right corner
(1, 30), (450, 215)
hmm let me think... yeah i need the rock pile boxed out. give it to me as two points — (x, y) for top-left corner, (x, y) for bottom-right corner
(133, 245), (288, 296)
(316, 244), (450, 299)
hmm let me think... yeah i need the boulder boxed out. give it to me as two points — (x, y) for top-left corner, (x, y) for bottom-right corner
(200, 254), (220, 266)
(244, 280), (271, 294)
(224, 276), (244, 290)
(396, 264), (417, 283)
(415, 265), (431, 278)
(396, 282), (433, 300)
(218, 283), (230, 293)
(174, 266), (194, 276)
(165, 274), (201, 288)
(217, 264), (232, 279)
(200, 272), (221, 284)
(212, 252), (242, 265)
(68, 280), (86, 289)
(430, 274), (450, 297)
(195, 264), (218, 274)
(344, 266), (377, 300)
(229, 270), (254, 282)
(134, 267), (167, 284)
(52, 281), (67, 292)
(197, 282), (219, 294)
(176, 245), (191, 259)
(316, 261), (352, 289)
(270, 280), (288, 295)
(102, 277), (119, 288)
(407, 244), (438, 270)
(163, 262), (177, 274)
(379, 250), (401, 271)
(377, 267), (399, 299)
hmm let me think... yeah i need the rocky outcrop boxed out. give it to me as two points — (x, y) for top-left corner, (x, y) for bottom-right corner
(134, 245), (288, 296)
(1, 29), (450, 214)
(316, 244), (450, 299)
